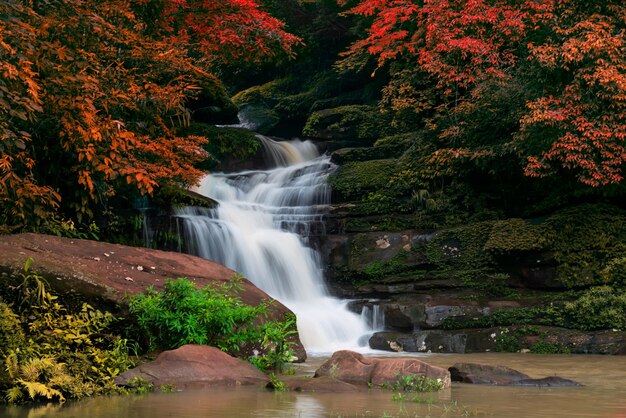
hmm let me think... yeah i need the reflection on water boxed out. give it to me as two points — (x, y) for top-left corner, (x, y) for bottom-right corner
(2, 353), (626, 418)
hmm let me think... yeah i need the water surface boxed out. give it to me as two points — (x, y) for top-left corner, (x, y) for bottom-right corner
(4, 353), (625, 418)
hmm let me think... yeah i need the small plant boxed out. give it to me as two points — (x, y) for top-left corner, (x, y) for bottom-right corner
(380, 373), (444, 392)
(248, 314), (297, 373)
(267, 373), (287, 391)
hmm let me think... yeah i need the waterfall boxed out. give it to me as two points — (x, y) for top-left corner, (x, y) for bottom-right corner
(175, 136), (372, 354)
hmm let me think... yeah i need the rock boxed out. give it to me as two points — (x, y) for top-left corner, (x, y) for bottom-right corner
(449, 363), (530, 385)
(369, 331), (470, 353)
(0, 233), (306, 360)
(115, 345), (268, 389)
(449, 363), (581, 387)
(314, 350), (451, 389)
(368, 326), (626, 355)
(280, 375), (362, 393)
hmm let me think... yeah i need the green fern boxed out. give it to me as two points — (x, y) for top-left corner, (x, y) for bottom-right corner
(5, 386), (23, 403)
(17, 379), (65, 402)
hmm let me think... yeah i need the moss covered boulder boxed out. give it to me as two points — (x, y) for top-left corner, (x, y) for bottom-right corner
(303, 105), (391, 146)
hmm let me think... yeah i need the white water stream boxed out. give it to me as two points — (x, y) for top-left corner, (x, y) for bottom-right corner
(175, 136), (376, 354)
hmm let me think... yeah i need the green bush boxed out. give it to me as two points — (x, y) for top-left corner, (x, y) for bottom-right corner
(129, 276), (269, 352)
(129, 276), (298, 372)
(562, 286), (626, 331)
(1, 260), (134, 404)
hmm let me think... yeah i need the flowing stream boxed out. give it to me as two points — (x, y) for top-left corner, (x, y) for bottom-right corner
(174, 136), (373, 354)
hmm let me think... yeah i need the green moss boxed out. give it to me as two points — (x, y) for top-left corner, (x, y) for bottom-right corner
(231, 78), (294, 107)
(426, 221), (495, 270)
(181, 123), (261, 168)
(484, 218), (553, 254)
(191, 73), (238, 120)
(302, 105), (391, 142)
(547, 204), (626, 288)
(363, 251), (410, 279)
(330, 159), (399, 201)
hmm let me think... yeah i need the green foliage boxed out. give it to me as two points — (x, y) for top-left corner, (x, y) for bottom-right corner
(363, 251), (411, 280)
(180, 123), (261, 169)
(380, 373), (444, 393)
(248, 315), (297, 373)
(128, 276), (269, 352)
(330, 159), (399, 202)
(267, 373), (287, 391)
(562, 286), (626, 331)
(0, 260), (134, 404)
(303, 105), (391, 142)
(547, 205), (626, 288)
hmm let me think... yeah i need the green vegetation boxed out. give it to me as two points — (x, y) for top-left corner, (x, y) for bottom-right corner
(380, 373), (444, 393)
(303, 105), (391, 142)
(128, 276), (296, 371)
(0, 261), (298, 405)
(0, 260), (134, 404)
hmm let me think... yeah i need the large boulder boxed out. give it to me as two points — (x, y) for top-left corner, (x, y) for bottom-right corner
(449, 363), (581, 387)
(115, 345), (268, 389)
(0, 233), (306, 360)
(314, 350), (451, 388)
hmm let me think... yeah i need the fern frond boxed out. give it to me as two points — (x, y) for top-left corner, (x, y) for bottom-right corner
(5, 351), (19, 379)
(5, 386), (23, 403)
(17, 379), (52, 400)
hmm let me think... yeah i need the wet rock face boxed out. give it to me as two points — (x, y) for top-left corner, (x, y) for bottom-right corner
(368, 327), (626, 355)
(115, 345), (269, 389)
(449, 363), (582, 387)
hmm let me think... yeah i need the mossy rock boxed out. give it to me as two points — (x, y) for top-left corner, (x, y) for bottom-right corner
(237, 105), (281, 134)
(330, 159), (398, 202)
(302, 105), (392, 143)
(180, 123), (261, 169)
(484, 218), (553, 254)
(187, 73), (238, 124)
(231, 78), (294, 108)
(331, 142), (406, 164)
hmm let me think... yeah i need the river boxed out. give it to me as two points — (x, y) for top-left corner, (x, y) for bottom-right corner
(2, 352), (625, 418)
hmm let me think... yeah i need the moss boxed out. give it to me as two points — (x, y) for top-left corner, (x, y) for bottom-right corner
(152, 185), (216, 209)
(363, 251), (411, 279)
(188, 73), (238, 123)
(426, 221), (495, 270)
(180, 123), (260, 168)
(330, 159), (399, 201)
(547, 204), (626, 288)
(484, 218), (553, 254)
(231, 78), (294, 108)
(302, 105), (391, 142)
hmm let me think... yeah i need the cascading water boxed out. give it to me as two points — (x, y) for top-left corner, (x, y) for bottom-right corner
(175, 136), (373, 354)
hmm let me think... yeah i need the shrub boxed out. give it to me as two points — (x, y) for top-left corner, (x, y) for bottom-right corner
(128, 276), (298, 371)
(562, 286), (626, 331)
(1, 260), (134, 404)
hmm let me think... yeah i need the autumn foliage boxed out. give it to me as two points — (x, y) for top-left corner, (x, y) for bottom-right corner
(339, 0), (626, 188)
(0, 0), (298, 228)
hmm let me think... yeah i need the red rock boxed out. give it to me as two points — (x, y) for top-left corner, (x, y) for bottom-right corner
(314, 350), (451, 388)
(115, 345), (268, 389)
(0, 233), (305, 359)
